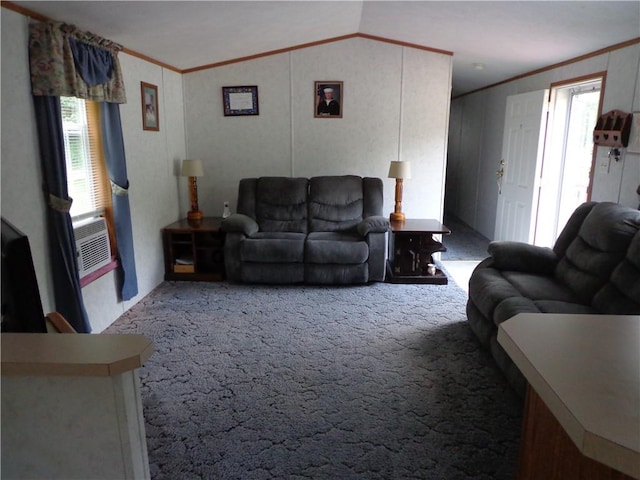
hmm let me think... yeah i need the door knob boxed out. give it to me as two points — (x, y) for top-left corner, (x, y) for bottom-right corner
(496, 160), (505, 194)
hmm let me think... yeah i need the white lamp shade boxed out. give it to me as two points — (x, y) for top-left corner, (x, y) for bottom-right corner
(181, 159), (204, 177)
(388, 161), (411, 179)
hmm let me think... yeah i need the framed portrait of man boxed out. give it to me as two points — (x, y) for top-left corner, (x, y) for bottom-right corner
(314, 81), (343, 118)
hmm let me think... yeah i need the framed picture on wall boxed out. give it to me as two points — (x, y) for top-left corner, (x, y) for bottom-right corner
(315, 81), (343, 118)
(222, 86), (259, 116)
(141, 82), (159, 131)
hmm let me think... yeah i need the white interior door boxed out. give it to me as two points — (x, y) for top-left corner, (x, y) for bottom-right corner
(494, 90), (548, 242)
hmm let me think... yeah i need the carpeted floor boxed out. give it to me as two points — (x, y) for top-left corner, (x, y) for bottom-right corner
(441, 215), (491, 262)
(106, 277), (522, 479)
(440, 215), (491, 292)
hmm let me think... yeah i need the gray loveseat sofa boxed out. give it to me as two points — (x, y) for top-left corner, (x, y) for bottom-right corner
(221, 175), (389, 284)
(467, 201), (640, 395)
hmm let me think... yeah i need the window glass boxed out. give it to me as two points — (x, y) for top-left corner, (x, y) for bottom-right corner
(60, 97), (109, 221)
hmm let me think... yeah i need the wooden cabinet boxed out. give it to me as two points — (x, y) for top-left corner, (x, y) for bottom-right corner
(593, 110), (633, 148)
(386, 219), (450, 284)
(162, 217), (225, 281)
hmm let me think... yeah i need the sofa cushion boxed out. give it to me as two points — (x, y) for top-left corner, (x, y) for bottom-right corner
(552, 201), (597, 258)
(362, 177), (384, 218)
(240, 232), (306, 263)
(493, 297), (541, 325)
(592, 230), (640, 314)
(255, 177), (308, 233)
(468, 267), (524, 320)
(487, 241), (558, 274)
(502, 271), (580, 303)
(533, 300), (596, 314)
(305, 232), (368, 264)
(308, 176), (364, 232)
(555, 202), (640, 304)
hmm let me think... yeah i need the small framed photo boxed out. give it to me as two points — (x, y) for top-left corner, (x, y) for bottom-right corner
(222, 86), (259, 116)
(315, 81), (343, 118)
(141, 82), (159, 131)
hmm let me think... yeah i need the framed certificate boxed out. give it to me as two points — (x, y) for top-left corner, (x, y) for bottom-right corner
(222, 86), (259, 116)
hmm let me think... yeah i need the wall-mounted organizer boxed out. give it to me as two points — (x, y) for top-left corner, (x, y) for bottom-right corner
(593, 109), (633, 147)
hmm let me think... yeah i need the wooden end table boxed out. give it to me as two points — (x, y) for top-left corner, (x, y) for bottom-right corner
(162, 217), (225, 281)
(386, 218), (451, 284)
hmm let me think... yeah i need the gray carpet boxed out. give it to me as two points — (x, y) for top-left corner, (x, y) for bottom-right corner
(441, 215), (491, 261)
(106, 280), (522, 480)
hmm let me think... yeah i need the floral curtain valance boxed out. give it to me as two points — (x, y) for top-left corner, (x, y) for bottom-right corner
(29, 21), (126, 103)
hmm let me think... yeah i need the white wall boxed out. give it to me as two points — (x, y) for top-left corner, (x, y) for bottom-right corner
(2, 10), (452, 331)
(2, 10), (55, 312)
(447, 42), (640, 239)
(1, 9), (186, 331)
(183, 37), (452, 221)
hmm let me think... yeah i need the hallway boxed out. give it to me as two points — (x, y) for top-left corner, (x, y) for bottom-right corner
(439, 215), (490, 292)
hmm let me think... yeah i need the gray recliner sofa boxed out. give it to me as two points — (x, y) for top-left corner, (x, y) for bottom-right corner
(221, 175), (389, 284)
(467, 201), (640, 395)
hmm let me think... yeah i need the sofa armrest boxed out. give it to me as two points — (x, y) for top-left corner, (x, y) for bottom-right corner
(487, 241), (558, 274)
(221, 214), (259, 236)
(357, 216), (390, 236)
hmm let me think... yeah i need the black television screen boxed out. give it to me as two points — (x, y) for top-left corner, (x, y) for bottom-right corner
(1, 218), (47, 333)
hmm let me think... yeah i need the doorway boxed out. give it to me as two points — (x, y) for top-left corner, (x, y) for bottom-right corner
(495, 74), (604, 247)
(533, 76), (603, 247)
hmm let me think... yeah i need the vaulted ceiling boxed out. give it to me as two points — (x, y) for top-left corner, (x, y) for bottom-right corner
(8, 1), (640, 96)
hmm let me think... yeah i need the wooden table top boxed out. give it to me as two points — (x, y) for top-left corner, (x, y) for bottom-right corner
(163, 217), (224, 231)
(390, 218), (451, 234)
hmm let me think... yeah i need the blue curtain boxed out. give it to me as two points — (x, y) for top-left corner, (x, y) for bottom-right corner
(32, 96), (91, 333)
(71, 39), (138, 301)
(101, 103), (138, 301)
(30, 26), (137, 323)
(68, 38), (114, 86)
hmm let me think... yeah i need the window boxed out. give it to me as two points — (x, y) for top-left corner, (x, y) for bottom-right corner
(61, 97), (117, 282)
(533, 76), (603, 247)
(555, 81), (601, 231)
(60, 97), (111, 222)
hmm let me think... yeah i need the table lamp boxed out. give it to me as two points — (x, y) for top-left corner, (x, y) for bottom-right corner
(181, 159), (204, 224)
(388, 160), (411, 222)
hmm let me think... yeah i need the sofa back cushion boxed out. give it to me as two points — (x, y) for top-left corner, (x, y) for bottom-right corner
(592, 230), (640, 314)
(237, 178), (258, 218)
(554, 202), (640, 304)
(253, 177), (309, 233)
(362, 177), (384, 218)
(308, 176), (365, 232)
(552, 201), (597, 258)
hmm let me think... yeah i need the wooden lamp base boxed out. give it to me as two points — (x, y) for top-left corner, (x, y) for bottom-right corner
(390, 212), (405, 222)
(187, 176), (203, 225)
(390, 178), (406, 223)
(187, 210), (203, 221)
(187, 211), (202, 226)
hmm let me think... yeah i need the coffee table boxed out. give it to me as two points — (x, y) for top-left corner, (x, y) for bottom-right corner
(386, 218), (451, 284)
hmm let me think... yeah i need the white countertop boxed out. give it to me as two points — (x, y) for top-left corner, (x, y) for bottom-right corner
(497, 313), (640, 479)
(2, 333), (154, 377)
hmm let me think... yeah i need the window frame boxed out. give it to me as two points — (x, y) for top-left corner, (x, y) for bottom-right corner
(60, 97), (118, 285)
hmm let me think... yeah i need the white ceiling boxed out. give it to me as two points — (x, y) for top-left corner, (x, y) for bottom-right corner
(10, 1), (640, 96)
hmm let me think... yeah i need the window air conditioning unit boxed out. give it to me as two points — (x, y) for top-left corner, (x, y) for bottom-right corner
(73, 217), (112, 277)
